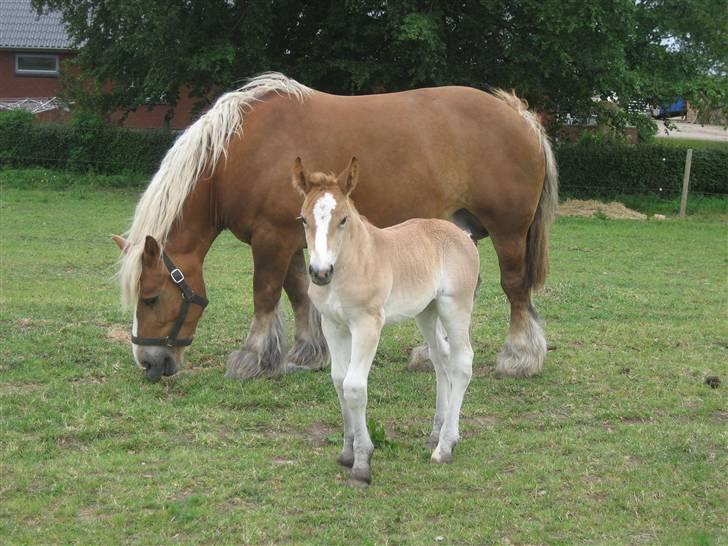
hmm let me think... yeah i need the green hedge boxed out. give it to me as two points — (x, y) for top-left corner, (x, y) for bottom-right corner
(557, 141), (728, 197)
(1, 110), (726, 196)
(0, 110), (175, 175)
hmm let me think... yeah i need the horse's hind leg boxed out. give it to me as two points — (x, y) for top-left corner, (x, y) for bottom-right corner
(432, 296), (474, 464)
(490, 233), (546, 377)
(225, 237), (291, 380)
(415, 305), (451, 447)
(283, 249), (329, 372)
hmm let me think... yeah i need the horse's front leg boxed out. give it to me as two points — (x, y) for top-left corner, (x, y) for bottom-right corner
(283, 249), (329, 372)
(225, 236), (292, 380)
(343, 313), (383, 486)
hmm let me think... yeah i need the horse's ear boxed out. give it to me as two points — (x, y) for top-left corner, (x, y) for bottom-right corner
(292, 157), (309, 195)
(337, 156), (359, 196)
(142, 236), (161, 268)
(112, 234), (129, 254)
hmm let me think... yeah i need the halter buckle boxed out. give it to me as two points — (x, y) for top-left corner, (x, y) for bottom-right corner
(170, 268), (184, 284)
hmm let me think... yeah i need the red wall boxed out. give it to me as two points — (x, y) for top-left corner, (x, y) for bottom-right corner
(0, 50), (72, 98)
(1, 50), (199, 129)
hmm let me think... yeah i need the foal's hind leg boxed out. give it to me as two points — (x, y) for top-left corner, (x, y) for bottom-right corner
(490, 233), (547, 377)
(225, 237), (291, 379)
(415, 306), (450, 447)
(432, 296), (474, 463)
(283, 249), (329, 372)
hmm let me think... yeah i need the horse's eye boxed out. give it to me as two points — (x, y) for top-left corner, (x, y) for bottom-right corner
(298, 216), (307, 227)
(339, 216), (348, 227)
(142, 296), (159, 306)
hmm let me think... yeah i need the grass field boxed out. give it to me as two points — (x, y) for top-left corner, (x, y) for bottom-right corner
(1, 179), (726, 544)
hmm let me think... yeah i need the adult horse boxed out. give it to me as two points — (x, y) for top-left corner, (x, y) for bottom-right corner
(113, 72), (558, 381)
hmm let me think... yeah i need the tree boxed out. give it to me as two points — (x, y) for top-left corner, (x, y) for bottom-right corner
(34, 0), (727, 124)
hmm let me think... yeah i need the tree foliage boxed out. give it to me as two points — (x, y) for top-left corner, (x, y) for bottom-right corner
(34, 0), (727, 122)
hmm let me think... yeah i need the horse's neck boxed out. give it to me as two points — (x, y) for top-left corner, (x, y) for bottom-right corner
(164, 184), (221, 264)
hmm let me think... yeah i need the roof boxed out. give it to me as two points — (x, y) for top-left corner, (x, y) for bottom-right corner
(0, 0), (72, 50)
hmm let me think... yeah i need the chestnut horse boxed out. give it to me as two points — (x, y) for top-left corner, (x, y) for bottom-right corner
(113, 72), (558, 381)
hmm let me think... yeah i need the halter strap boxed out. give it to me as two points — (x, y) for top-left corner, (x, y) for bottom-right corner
(131, 252), (208, 348)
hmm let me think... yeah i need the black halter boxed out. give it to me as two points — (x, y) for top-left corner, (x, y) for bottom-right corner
(131, 253), (209, 348)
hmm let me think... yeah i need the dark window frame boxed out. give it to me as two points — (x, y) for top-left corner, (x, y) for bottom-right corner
(15, 53), (60, 77)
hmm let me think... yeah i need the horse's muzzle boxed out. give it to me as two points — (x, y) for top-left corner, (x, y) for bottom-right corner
(309, 264), (334, 285)
(142, 355), (178, 381)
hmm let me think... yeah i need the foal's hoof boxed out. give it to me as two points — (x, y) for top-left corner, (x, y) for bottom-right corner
(431, 449), (453, 464)
(348, 467), (372, 486)
(336, 453), (354, 468)
(347, 477), (370, 488)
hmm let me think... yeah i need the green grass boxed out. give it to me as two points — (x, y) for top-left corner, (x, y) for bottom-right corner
(1, 182), (726, 544)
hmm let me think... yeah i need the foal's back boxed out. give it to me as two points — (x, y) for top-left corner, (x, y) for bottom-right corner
(373, 218), (479, 323)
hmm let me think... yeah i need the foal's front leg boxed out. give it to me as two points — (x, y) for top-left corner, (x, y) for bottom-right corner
(321, 317), (353, 467)
(343, 314), (383, 486)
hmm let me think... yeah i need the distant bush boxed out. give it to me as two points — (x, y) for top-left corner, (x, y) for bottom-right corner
(556, 141), (728, 197)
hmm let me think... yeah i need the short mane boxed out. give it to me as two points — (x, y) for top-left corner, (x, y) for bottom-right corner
(118, 72), (313, 307)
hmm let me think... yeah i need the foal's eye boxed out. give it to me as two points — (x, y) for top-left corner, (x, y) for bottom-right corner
(339, 216), (348, 227)
(298, 216), (307, 227)
(142, 296), (159, 306)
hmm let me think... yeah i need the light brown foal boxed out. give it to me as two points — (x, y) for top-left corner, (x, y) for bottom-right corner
(293, 157), (480, 486)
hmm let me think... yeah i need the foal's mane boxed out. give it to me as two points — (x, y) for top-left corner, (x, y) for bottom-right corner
(119, 73), (312, 307)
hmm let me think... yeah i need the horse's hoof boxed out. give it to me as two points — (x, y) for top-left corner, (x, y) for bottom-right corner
(225, 349), (264, 380)
(285, 338), (329, 371)
(336, 453), (354, 468)
(407, 344), (433, 372)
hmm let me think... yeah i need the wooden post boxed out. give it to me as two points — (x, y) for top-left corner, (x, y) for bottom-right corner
(679, 148), (693, 219)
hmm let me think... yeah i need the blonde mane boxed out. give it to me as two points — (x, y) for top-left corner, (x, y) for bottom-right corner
(118, 72), (313, 307)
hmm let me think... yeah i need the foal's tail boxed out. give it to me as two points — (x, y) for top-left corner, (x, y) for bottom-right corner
(493, 90), (559, 291)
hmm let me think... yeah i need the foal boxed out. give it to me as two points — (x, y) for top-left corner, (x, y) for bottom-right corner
(293, 157), (480, 485)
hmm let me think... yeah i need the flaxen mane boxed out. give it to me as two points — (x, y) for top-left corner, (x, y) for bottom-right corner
(118, 73), (312, 307)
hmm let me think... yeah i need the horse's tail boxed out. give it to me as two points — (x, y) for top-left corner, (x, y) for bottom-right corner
(492, 90), (559, 291)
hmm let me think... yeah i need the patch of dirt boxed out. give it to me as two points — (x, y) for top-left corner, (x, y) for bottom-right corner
(106, 324), (130, 344)
(710, 410), (728, 423)
(557, 199), (647, 220)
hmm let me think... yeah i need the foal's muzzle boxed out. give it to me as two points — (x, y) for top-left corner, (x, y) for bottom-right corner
(309, 264), (334, 285)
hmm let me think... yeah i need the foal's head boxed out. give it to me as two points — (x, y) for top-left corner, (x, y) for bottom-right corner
(113, 235), (208, 381)
(292, 157), (359, 286)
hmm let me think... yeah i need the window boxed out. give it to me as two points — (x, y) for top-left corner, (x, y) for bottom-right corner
(15, 54), (60, 76)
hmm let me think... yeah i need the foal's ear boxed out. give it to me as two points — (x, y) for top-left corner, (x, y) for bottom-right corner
(112, 234), (129, 254)
(142, 236), (161, 268)
(337, 156), (359, 196)
(292, 157), (309, 195)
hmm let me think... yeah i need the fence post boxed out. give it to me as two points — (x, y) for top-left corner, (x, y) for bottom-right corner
(679, 148), (693, 219)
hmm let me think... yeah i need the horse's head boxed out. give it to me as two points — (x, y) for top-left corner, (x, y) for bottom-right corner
(292, 156), (360, 286)
(113, 235), (208, 381)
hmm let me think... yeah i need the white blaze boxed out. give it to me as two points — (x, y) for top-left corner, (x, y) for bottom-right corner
(131, 312), (142, 367)
(312, 192), (337, 268)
